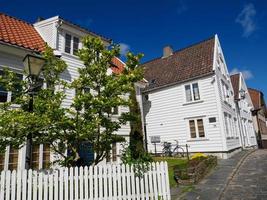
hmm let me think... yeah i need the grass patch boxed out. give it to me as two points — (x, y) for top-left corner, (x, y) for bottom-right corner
(153, 157), (188, 188)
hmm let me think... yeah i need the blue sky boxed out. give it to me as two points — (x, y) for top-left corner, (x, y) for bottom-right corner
(2, 0), (267, 98)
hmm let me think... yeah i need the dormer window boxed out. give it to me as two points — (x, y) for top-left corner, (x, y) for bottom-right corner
(65, 34), (71, 53)
(64, 33), (80, 55)
(73, 37), (79, 55)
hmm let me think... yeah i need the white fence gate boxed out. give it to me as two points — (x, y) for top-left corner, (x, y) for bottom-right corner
(0, 161), (170, 200)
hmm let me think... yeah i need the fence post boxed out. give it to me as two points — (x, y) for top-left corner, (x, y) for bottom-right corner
(186, 144), (190, 161)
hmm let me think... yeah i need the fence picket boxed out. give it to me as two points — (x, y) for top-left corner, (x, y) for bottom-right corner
(0, 161), (170, 200)
(74, 167), (79, 200)
(49, 172), (54, 200)
(125, 165), (131, 200)
(152, 162), (158, 200)
(107, 164), (112, 198)
(0, 171), (5, 200)
(27, 169), (32, 200)
(103, 165), (108, 199)
(22, 170), (27, 200)
(94, 165), (98, 199)
(89, 166), (93, 200)
(11, 170), (16, 200)
(64, 168), (69, 200)
(164, 162), (171, 200)
(32, 171), (37, 200)
(54, 170), (59, 200)
(121, 164), (126, 200)
(79, 167), (84, 200)
(148, 164), (154, 200)
(69, 167), (74, 200)
(43, 172), (48, 200)
(84, 166), (89, 200)
(16, 170), (21, 200)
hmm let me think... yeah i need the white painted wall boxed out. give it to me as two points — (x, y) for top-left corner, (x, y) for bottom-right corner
(143, 75), (224, 154)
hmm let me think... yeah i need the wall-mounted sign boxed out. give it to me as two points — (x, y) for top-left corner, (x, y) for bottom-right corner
(150, 136), (161, 143)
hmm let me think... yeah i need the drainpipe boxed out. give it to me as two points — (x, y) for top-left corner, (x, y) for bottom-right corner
(236, 101), (245, 148)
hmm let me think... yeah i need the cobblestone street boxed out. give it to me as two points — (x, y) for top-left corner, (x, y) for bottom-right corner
(182, 150), (267, 200)
(221, 150), (267, 200)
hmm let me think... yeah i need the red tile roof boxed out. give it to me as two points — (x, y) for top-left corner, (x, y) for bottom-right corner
(230, 73), (240, 100)
(0, 13), (46, 52)
(142, 37), (215, 91)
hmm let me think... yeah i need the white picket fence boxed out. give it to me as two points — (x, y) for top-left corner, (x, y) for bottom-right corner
(0, 161), (170, 200)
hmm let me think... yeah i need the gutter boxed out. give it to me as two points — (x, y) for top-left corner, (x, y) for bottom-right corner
(142, 71), (215, 93)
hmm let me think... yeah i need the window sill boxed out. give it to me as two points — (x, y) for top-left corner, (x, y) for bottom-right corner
(61, 52), (80, 60)
(187, 138), (209, 142)
(183, 100), (204, 106)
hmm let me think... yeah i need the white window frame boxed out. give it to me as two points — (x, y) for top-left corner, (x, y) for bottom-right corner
(188, 118), (206, 140)
(184, 82), (201, 103)
(64, 32), (80, 56)
(0, 68), (24, 105)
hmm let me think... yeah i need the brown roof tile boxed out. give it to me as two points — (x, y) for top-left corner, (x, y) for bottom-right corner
(230, 73), (240, 100)
(142, 37), (215, 90)
(0, 13), (46, 52)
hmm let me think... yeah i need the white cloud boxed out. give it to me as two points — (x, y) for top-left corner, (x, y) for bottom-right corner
(235, 3), (257, 37)
(177, 0), (187, 14)
(119, 43), (130, 56)
(230, 68), (254, 80)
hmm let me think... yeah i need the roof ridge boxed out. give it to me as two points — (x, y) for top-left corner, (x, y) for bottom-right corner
(0, 12), (33, 26)
(142, 35), (216, 65)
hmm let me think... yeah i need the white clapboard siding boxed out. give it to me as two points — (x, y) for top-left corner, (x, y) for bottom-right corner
(0, 162), (170, 200)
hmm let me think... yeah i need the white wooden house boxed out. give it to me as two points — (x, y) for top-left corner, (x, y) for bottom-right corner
(141, 35), (256, 158)
(0, 13), (129, 171)
(230, 73), (257, 148)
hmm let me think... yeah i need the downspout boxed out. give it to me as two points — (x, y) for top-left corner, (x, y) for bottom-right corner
(236, 100), (245, 148)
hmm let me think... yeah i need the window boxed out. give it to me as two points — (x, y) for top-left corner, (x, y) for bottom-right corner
(189, 120), (196, 138)
(8, 147), (18, 171)
(11, 73), (23, 102)
(112, 106), (119, 115)
(0, 152), (5, 171)
(73, 37), (79, 55)
(32, 145), (40, 170)
(0, 70), (23, 103)
(0, 70), (8, 102)
(65, 34), (71, 53)
(189, 118), (205, 139)
(224, 113), (230, 138)
(42, 144), (50, 169)
(112, 142), (117, 162)
(185, 83), (200, 102)
(185, 85), (192, 102)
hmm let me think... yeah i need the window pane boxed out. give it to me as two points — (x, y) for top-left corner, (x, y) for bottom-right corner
(8, 147), (18, 171)
(0, 153), (5, 171)
(0, 70), (8, 102)
(73, 37), (79, 55)
(43, 144), (50, 169)
(112, 142), (117, 162)
(197, 119), (205, 137)
(112, 106), (119, 115)
(32, 145), (40, 170)
(11, 73), (23, 102)
(189, 120), (196, 138)
(193, 83), (200, 100)
(185, 85), (192, 102)
(65, 34), (71, 53)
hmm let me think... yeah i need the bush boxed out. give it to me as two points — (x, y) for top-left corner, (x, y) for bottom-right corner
(190, 153), (207, 160)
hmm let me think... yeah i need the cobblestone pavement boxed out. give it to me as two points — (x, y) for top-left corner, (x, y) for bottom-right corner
(221, 150), (267, 200)
(180, 150), (252, 200)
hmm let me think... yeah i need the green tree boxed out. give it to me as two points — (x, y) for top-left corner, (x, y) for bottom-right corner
(0, 36), (144, 167)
